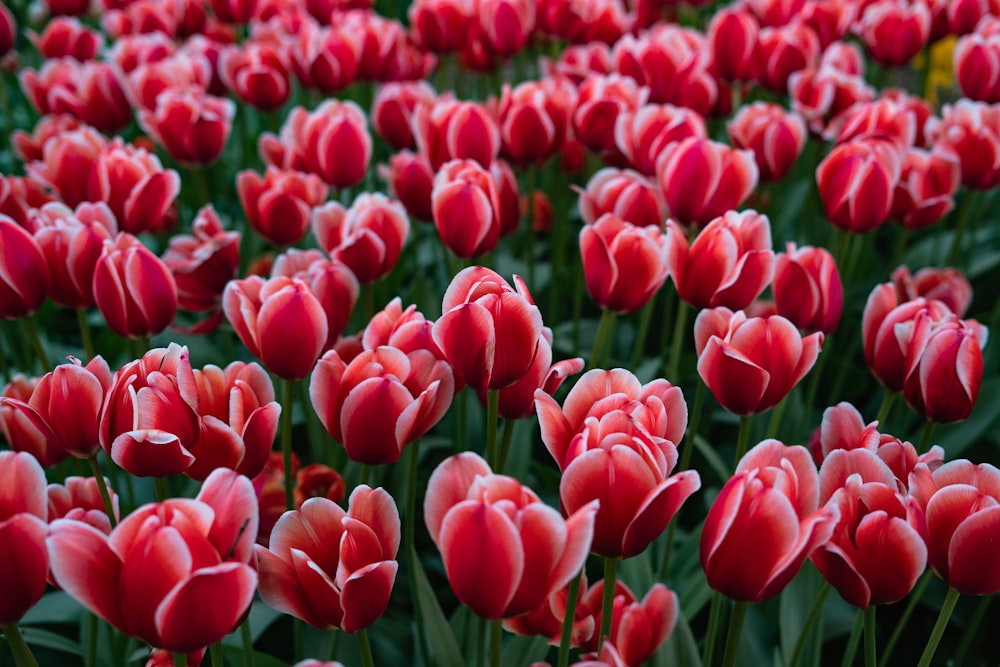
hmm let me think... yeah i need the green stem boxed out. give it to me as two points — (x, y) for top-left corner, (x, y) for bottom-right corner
(887, 227), (911, 275)
(946, 190), (981, 267)
(589, 309), (617, 369)
(153, 476), (170, 502)
(916, 420), (936, 455)
(875, 391), (897, 427)
(720, 601), (749, 667)
(358, 628), (375, 667)
(210, 642), (224, 667)
(489, 618), (503, 667)
(702, 593), (724, 667)
(881, 570), (932, 665)
(173, 652), (188, 667)
(842, 232), (866, 289)
(0, 323), (9, 383)
(787, 582), (830, 667)
(841, 611), (863, 667)
(525, 165), (537, 289)
(666, 298), (690, 382)
(358, 464), (372, 487)
(86, 613), (98, 667)
(454, 388), (468, 453)
(485, 390), (500, 470)
(77, 309), (96, 361)
(22, 316), (50, 372)
(734, 415), (752, 469)
(765, 395), (789, 440)
(796, 347), (829, 440)
(953, 593), (991, 665)
(598, 557), (618, 654)
(629, 297), (657, 368)
(240, 618), (256, 667)
(864, 605), (877, 667)
(405, 439), (421, 556)
(282, 378), (295, 510)
(916, 588), (961, 667)
(87, 456), (117, 529)
(557, 571), (583, 667)
(496, 419), (515, 473)
(1, 624), (39, 667)
(363, 281), (375, 325)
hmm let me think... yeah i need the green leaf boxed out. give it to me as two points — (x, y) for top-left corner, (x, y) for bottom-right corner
(21, 591), (84, 626)
(221, 645), (290, 667)
(654, 606), (701, 667)
(778, 562), (824, 667)
(501, 634), (550, 667)
(410, 547), (466, 667)
(20, 627), (83, 656)
(221, 601), (284, 647)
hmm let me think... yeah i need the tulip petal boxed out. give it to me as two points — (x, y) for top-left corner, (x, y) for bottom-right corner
(0, 515), (49, 626)
(946, 504), (1000, 595)
(47, 518), (124, 630)
(623, 470), (701, 558)
(346, 485), (401, 561)
(340, 560), (398, 633)
(155, 563), (257, 653)
(255, 546), (328, 628)
(424, 452), (492, 544)
(504, 503), (568, 617)
(697, 337), (770, 416)
(433, 303), (495, 390)
(110, 430), (195, 477)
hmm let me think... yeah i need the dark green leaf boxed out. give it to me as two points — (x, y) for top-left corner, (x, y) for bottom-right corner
(411, 546), (466, 667)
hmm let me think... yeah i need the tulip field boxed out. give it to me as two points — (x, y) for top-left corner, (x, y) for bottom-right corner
(3, 0), (1000, 665)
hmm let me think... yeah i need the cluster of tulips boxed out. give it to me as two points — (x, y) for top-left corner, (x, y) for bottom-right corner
(2, 0), (1000, 664)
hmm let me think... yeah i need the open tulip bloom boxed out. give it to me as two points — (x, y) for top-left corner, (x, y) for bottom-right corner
(5, 4), (1000, 666)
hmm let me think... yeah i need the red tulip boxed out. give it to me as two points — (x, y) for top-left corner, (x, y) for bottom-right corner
(578, 581), (678, 666)
(126, 52), (212, 112)
(309, 346), (454, 464)
(816, 135), (903, 234)
(0, 2), (13, 58)
(237, 167), (329, 247)
(926, 100), (1000, 190)
(955, 17), (1000, 102)
(490, 159), (523, 236)
(371, 82), (437, 151)
(20, 58), (132, 133)
(755, 21), (821, 94)
(93, 233), (178, 339)
(139, 91), (234, 167)
(409, 0), (473, 53)
(496, 79), (573, 166)
(0, 451), (49, 626)
(0, 356), (112, 461)
(577, 168), (668, 230)
(655, 138), (759, 228)
(708, 8), (760, 83)
(503, 573), (595, 646)
(256, 486), (400, 632)
(0, 214), (50, 320)
(811, 449), (926, 608)
(270, 250), (360, 351)
(802, 0), (857, 47)
(48, 475), (120, 535)
(161, 205), (240, 315)
(219, 41), (291, 111)
(0, 375), (68, 467)
(336, 9), (434, 82)
(99, 344), (200, 477)
(908, 460), (1000, 595)
(728, 102), (807, 183)
(667, 210), (774, 311)
(412, 98), (501, 170)
(432, 266), (543, 390)
(28, 17), (104, 60)
(535, 368), (698, 558)
(293, 463), (348, 510)
(187, 361), (281, 481)
(773, 243), (842, 334)
(289, 23), (361, 95)
(695, 308), (823, 416)
(901, 315), (986, 424)
(383, 150), (435, 222)
(223, 276), (329, 380)
(856, 0), (931, 66)
(209, 0), (257, 22)
(425, 452), (598, 619)
(888, 146), (961, 230)
(431, 159), (503, 259)
(312, 194), (410, 283)
(788, 65), (874, 137)
(701, 439), (838, 602)
(572, 74), (648, 156)
(580, 213), (668, 314)
(477, 0), (535, 57)
(891, 265), (972, 318)
(948, 0), (1000, 35)
(47, 469), (259, 652)
(614, 104), (706, 177)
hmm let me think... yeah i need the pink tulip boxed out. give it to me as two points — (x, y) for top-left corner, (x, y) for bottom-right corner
(0, 451), (50, 626)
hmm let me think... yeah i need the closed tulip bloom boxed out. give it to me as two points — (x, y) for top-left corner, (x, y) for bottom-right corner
(535, 369), (698, 558)
(0, 375), (67, 467)
(578, 581), (678, 666)
(223, 276), (329, 380)
(0, 215), (50, 320)
(756, 22), (822, 94)
(126, 53), (212, 112)
(409, 0), (473, 53)
(708, 8), (760, 82)
(908, 460), (1000, 595)
(926, 100), (1000, 190)
(93, 233), (177, 339)
(270, 250), (360, 351)
(187, 362), (281, 481)
(0, 451), (49, 627)
(773, 243), (842, 334)
(856, 0), (931, 66)
(728, 102), (808, 183)
(667, 211), (775, 312)
(371, 82), (437, 151)
(580, 213), (668, 314)
(0, 356), (112, 461)
(789, 65), (874, 136)
(237, 167), (329, 247)
(20, 58), (132, 133)
(577, 168), (668, 230)
(383, 150), (435, 222)
(614, 104), (707, 177)
(656, 138), (759, 228)
(695, 308), (823, 416)
(891, 265), (972, 318)
(901, 315), (987, 423)
(573, 74), (649, 155)
(701, 439), (839, 602)
(312, 194), (410, 283)
(161, 205), (240, 315)
(497, 80), (570, 165)
(48, 469), (259, 653)
(888, 146), (961, 230)
(28, 202), (117, 310)
(413, 98), (501, 170)
(290, 23), (361, 95)
(138, 91), (234, 167)
(955, 19), (1000, 103)
(48, 475), (120, 535)
(0, 2), (13, 57)
(433, 267), (544, 390)
(811, 449), (926, 608)
(478, 0), (535, 57)
(28, 17), (104, 60)
(309, 346), (454, 464)
(256, 486), (400, 632)
(816, 136), (903, 234)
(432, 159), (503, 259)
(219, 41), (291, 111)
(832, 98), (918, 149)
(425, 452), (598, 619)
(362, 298), (448, 360)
